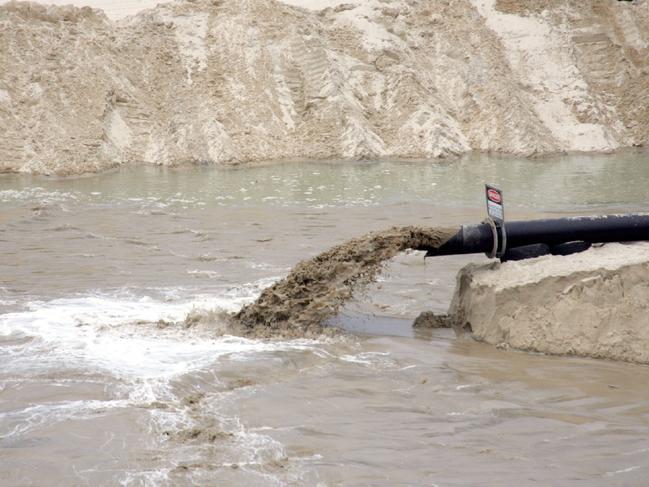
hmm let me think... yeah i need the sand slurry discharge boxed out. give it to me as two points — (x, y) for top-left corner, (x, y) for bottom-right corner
(221, 228), (649, 368)
(233, 226), (455, 337)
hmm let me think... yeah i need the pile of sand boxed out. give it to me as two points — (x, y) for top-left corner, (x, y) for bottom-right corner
(437, 242), (649, 364)
(233, 226), (454, 337)
(1, 0), (648, 174)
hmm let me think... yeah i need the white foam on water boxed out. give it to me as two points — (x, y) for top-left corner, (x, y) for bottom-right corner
(119, 470), (171, 487)
(0, 281), (315, 379)
(0, 281), (320, 443)
(1, 398), (130, 440)
(0, 278), (389, 484)
(0, 187), (83, 204)
(0, 185), (204, 211)
(186, 269), (221, 279)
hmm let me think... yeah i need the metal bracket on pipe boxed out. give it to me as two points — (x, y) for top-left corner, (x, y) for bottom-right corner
(485, 218), (498, 259)
(496, 220), (507, 259)
(484, 218), (507, 259)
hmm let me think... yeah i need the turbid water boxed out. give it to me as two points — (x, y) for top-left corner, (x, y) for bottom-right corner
(2, 153), (649, 486)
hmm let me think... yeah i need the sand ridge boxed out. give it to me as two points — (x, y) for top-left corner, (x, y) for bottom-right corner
(1, 0), (648, 174)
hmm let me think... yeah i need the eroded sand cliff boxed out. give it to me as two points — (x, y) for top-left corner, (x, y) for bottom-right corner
(1, 0), (648, 174)
(446, 242), (649, 364)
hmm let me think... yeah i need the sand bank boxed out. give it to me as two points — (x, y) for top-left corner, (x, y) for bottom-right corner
(445, 242), (649, 363)
(1, 0), (648, 174)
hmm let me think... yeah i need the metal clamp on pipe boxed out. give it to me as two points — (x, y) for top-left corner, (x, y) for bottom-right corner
(484, 217), (507, 259)
(498, 221), (507, 259)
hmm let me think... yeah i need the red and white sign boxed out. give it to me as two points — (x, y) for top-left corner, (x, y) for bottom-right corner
(487, 188), (501, 204)
(485, 185), (504, 223)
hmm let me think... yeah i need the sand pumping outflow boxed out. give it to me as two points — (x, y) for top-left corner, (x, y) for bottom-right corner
(236, 185), (649, 336)
(234, 226), (456, 337)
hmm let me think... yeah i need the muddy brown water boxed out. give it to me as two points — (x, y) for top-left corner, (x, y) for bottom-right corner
(2, 156), (649, 486)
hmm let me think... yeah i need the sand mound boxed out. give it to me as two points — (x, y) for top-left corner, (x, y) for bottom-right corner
(233, 226), (454, 337)
(2, 0), (649, 174)
(442, 242), (649, 364)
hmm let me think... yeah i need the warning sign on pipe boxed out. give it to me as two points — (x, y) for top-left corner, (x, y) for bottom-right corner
(485, 185), (504, 223)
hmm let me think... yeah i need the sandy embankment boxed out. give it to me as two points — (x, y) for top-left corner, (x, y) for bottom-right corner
(1, 0), (648, 174)
(446, 243), (649, 364)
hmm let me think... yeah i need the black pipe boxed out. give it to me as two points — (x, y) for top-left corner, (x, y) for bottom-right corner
(422, 214), (649, 257)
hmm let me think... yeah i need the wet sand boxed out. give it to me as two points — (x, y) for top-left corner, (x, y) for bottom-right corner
(441, 243), (649, 364)
(234, 226), (455, 337)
